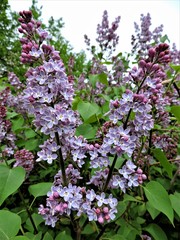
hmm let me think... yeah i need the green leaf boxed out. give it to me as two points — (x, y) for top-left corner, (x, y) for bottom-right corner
(110, 235), (126, 240)
(169, 192), (180, 218)
(109, 156), (125, 170)
(24, 214), (43, 232)
(146, 201), (160, 220)
(11, 115), (24, 131)
(169, 64), (180, 73)
(76, 123), (97, 139)
(6, 111), (18, 119)
(160, 34), (170, 43)
(115, 202), (127, 224)
(81, 222), (97, 234)
(77, 101), (100, 123)
(144, 181), (174, 225)
(89, 73), (108, 88)
(170, 105), (180, 122)
(72, 96), (82, 110)
(117, 218), (140, 240)
(42, 232), (53, 240)
(24, 232), (42, 240)
(98, 72), (108, 85)
(137, 203), (146, 216)
(25, 139), (39, 151)
(55, 231), (73, 240)
(13, 237), (30, 240)
(25, 129), (37, 139)
(123, 194), (143, 203)
(152, 148), (173, 178)
(0, 210), (21, 240)
(144, 223), (168, 240)
(0, 165), (26, 205)
(28, 182), (52, 198)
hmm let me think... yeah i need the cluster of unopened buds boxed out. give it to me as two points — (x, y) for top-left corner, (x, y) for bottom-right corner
(0, 89), (17, 158)
(13, 149), (34, 175)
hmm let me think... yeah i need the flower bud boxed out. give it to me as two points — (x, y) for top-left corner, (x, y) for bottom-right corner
(103, 207), (109, 213)
(142, 174), (147, 180)
(139, 60), (146, 68)
(18, 28), (24, 33)
(98, 216), (104, 224)
(156, 83), (162, 89)
(137, 168), (143, 174)
(63, 203), (68, 209)
(104, 214), (110, 220)
(152, 64), (159, 71)
(148, 48), (155, 58)
(95, 208), (101, 214)
(21, 23), (27, 30)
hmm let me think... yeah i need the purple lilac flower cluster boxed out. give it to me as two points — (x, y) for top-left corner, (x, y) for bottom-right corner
(109, 90), (153, 137)
(15, 10), (150, 228)
(96, 10), (121, 53)
(39, 164), (118, 227)
(16, 11), (84, 171)
(131, 13), (164, 57)
(18, 10), (52, 64)
(152, 133), (178, 159)
(88, 160), (146, 193)
(13, 149), (34, 175)
(8, 72), (24, 90)
(84, 10), (120, 57)
(111, 160), (147, 193)
(0, 88), (17, 158)
(115, 43), (172, 130)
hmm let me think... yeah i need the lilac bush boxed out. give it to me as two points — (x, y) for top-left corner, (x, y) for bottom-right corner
(0, 8), (179, 240)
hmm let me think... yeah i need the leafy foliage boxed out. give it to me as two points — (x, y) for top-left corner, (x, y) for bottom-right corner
(0, 2), (179, 240)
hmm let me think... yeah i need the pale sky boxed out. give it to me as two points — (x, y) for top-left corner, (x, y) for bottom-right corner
(9, 0), (180, 54)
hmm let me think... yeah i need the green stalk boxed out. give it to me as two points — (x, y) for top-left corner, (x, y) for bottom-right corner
(54, 131), (67, 186)
(18, 188), (38, 234)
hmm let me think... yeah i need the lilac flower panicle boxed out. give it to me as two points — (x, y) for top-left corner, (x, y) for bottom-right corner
(13, 149), (34, 175)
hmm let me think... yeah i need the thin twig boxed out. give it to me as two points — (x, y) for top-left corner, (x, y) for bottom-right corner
(55, 131), (67, 186)
(18, 189), (38, 234)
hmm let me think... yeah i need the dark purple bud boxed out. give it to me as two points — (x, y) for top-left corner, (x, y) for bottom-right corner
(27, 22), (34, 29)
(112, 100), (119, 108)
(159, 52), (165, 58)
(148, 48), (155, 58)
(152, 64), (159, 71)
(18, 17), (24, 23)
(37, 21), (42, 27)
(53, 192), (59, 198)
(18, 28), (24, 33)
(19, 11), (24, 17)
(146, 62), (152, 70)
(156, 83), (162, 89)
(21, 23), (27, 30)
(139, 60), (146, 68)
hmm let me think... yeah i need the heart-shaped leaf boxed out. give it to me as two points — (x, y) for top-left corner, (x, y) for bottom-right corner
(0, 210), (21, 240)
(28, 182), (52, 198)
(0, 165), (25, 205)
(144, 181), (174, 225)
